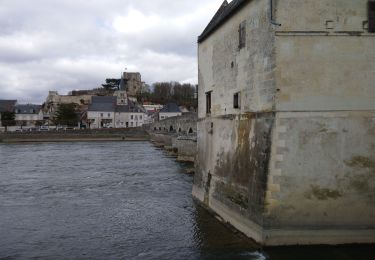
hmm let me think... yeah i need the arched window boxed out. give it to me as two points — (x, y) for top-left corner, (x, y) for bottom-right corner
(170, 126), (174, 132)
(189, 128), (193, 134)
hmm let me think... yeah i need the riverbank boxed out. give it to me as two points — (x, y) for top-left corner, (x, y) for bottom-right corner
(0, 127), (150, 143)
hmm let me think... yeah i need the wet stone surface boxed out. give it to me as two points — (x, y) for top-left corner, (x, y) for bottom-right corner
(0, 142), (374, 259)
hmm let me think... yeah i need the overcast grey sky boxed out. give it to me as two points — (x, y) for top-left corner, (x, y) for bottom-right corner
(0, 0), (223, 103)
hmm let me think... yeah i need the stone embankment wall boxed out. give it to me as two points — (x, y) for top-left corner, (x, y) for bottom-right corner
(0, 128), (149, 143)
(145, 113), (197, 163)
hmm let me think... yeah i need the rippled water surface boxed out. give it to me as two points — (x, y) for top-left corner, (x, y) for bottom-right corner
(0, 142), (374, 259)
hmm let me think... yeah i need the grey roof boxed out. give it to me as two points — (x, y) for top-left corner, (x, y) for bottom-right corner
(15, 104), (41, 114)
(88, 96), (146, 113)
(88, 96), (116, 112)
(92, 96), (117, 103)
(0, 100), (17, 112)
(160, 103), (181, 113)
(116, 99), (146, 113)
(198, 0), (248, 43)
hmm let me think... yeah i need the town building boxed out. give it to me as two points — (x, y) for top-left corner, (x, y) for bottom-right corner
(87, 96), (116, 129)
(44, 91), (92, 121)
(194, 0), (375, 246)
(14, 104), (43, 127)
(87, 91), (146, 129)
(159, 103), (182, 121)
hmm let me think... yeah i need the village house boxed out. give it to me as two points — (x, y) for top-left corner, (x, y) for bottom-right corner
(194, 0), (375, 246)
(158, 103), (182, 121)
(87, 91), (146, 129)
(14, 104), (43, 127)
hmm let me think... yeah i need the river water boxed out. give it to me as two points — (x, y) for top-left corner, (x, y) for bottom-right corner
(0, 142), (373, 259)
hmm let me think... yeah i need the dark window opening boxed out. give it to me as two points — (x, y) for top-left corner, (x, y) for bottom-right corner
(178, 128), (182, 133)
(369, 1), (375, 33)
(206, 91), (212, 115)
(238, 21), (246, 49)
(154, 127), (157, 131)
(189, 128), (193, 134)
(233, 92), (240, 109)
(159, 127), (162, 131)
(170, 126), (174, 132)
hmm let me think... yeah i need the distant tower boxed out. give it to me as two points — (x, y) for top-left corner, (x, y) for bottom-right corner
(119, 72), (142, 97)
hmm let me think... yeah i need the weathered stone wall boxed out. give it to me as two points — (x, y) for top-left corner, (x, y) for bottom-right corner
(148, 113), (197, 135)
(275, 0), (375, 111)
(146, 113), (197, 163)
(198, 0), (276, 118)
(263, 111), (375, 245)
(194, 113), (274, 242)
(174, 137), (197, 162)
(195, 0), (375, 246)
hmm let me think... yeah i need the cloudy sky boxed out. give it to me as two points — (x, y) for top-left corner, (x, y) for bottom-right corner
(0, 0), (224, 103)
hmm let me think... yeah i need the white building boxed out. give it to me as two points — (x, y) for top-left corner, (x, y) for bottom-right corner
(15, 104), (43, 127)
(87, 91), (147, 129)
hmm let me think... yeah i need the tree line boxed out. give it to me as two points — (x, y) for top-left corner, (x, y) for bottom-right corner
(138, 82), (197, 109)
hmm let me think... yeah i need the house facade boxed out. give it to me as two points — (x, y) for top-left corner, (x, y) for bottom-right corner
(14, 104), (43, 127)
(87, 96), (116, 128)
(87, 91), (146, 129)
(194, 0), (375, 246)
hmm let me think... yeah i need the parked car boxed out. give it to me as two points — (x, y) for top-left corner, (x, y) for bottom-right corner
(39, 126), (49, 131)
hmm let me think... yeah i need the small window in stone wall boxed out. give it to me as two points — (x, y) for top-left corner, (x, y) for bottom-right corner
(206, 91), (212, 114)
(369, 1), (375, 33)
(233, 92), (240, 109)
(238, 21), (246, 49)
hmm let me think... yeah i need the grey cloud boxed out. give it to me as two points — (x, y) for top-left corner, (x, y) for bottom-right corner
(0, 0), (223, 103)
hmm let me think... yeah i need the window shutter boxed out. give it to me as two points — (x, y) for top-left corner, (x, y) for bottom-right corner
(369, 1), (375, 33)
